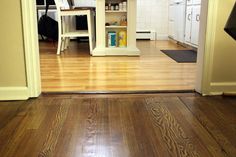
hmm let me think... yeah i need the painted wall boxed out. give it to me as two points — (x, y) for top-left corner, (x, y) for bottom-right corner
(137, 0), (169, 40)
(211, 0), (236, 83)
(0, 0), (27, 87)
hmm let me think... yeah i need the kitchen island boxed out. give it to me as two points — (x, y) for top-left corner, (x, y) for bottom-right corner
(92, 0), (140, 56)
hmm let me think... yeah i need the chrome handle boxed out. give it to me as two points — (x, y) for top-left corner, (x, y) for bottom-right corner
(188, 13), (191, 21)
(196, 14), (200, 22)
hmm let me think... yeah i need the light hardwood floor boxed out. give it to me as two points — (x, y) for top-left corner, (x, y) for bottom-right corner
(40, 40), (196, 92)
(0, 94), (236, 157)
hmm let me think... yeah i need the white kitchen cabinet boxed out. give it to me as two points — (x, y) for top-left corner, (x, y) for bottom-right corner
(174, 2), (186, 43)
(169, 5), (175, 21)
(168, 0), (186, 43)
(184, 3), (201, 47)
(168, 21), (175, 38)
(186, 0), (193, 5)
(185, 6), (192, 43)
(168, 5), (175, 38)
(191, 5), (201, 45)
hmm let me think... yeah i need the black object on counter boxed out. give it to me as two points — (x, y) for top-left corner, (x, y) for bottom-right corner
(38, 0), (58, 40)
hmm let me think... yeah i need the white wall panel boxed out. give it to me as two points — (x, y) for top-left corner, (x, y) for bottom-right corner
(137, 0), (169, 40)
(74, 0), (96, 7)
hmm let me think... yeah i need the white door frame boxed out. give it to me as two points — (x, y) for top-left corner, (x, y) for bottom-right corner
(21, 0), (218, 97)
(21, 0), (41, 97)
(195, 0), (219, 95)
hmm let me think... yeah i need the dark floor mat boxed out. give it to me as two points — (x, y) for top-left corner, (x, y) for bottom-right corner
(161, 50), (197, 63)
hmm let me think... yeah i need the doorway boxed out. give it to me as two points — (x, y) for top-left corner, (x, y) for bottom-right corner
(21, 0), (212, 96)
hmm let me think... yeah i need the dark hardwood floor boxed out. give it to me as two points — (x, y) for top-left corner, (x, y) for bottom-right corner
(0, 94), (236, 157)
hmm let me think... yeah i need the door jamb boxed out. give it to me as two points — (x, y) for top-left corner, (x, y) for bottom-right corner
(21, 0), (41, 98)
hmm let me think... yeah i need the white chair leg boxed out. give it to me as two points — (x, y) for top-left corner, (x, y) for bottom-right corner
(63, 17), (71, 50)
(91, 11), (95, 50)
(61, 38), (66, 51)
(57, 36), (62, 55)
(87, 11), (93, 53)
(60, 16), (67, 52)
(65, 37), (70, 49)
(57, 16), (62, 55)
(65, 16), (72, 49)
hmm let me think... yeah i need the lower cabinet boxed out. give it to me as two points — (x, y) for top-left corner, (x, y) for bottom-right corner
(168, 2), (186, 43)
(168, 5), (175, 39)
(185, 5), (201, 47)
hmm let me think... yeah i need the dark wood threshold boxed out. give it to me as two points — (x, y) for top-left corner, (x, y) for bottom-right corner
(42, 89), (195, 95)
(40, 90), (202, 99)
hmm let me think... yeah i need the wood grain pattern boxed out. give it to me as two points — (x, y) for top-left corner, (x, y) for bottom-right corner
(39, 40), (196, 92)
(39, 99), (70, 157)
(0, 94), (235, 157)
(145, 98), (200, 157)
(180, 96), (236, 157)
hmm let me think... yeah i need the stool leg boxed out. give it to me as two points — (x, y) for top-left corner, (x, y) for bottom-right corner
(57, 16), (62, 55)
(61, 38), (66, 51)
(65, 16), (72, 49)
(57, 37), (62, 55)
(87, 11), (93, 53)
(91, 11), (95, 51)
(65, 37), (70, 49)
(61, 16), (67, 51)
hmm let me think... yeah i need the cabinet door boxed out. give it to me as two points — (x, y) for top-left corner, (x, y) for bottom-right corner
(168, 21), (175, 38)
(172, 3), (185, 42)
(191, 5), (201, 46)
(186, 0), (193, 5)
(169, 5), (175, 39)
(185, 6), (192, 43)
(169, 5), (175, 21)
(168, 5), (175, 38)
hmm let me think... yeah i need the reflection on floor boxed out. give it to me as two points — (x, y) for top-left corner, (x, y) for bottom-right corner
(39, 40), (196, 92)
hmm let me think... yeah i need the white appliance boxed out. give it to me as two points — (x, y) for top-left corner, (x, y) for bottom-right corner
(168, 0), (186, 43)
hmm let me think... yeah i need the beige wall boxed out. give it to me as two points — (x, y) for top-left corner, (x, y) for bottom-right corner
(211, 0), (236, 82)
(0, 0), (27, 87)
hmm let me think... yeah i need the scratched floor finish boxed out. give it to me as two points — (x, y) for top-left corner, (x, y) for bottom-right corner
(0, 94), (236, 157)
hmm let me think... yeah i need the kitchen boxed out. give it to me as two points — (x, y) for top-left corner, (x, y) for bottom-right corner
(37, 0), (202, 92)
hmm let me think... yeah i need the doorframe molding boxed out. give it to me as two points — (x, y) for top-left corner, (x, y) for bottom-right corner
(21, 0), (41, 98)
(198, 0), (219, 95)
(21, 0), (217, 97)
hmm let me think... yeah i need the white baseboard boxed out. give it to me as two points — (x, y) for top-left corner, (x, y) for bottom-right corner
(156, 34), (169, 40)
(210, 82), (236, 95)
(0, 87), (29, 101)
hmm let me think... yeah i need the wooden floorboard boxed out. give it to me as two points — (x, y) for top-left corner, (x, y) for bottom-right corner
(180, 96), (236, 157)
(40, 41), (196, 92)
(0, 94), (235, 157)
